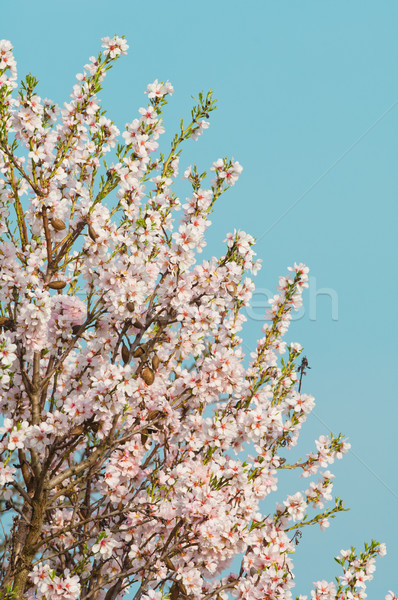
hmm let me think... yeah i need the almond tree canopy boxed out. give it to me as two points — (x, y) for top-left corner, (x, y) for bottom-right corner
(0, 35), (387, 600)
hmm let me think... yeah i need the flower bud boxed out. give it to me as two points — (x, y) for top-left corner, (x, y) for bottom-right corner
(88, 224), (98, 241)
(70, 425), (84, 436)
(164, 557), (175, 571)
(48, 280), (67, 290)
(147, 410), (162, 421)
(170, 582), (180, 600)
(121, 342), (130, 364)
(141, 366), (155, 385)
(126, 301), (135, 313)
(50, 217), (66, 231)
(133, 346), (145, 358)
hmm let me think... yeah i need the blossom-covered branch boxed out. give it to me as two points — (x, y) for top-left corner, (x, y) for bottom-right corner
(0, 35), (391, 600)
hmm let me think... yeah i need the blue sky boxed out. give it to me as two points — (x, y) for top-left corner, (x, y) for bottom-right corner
(1, 0), (397, 596)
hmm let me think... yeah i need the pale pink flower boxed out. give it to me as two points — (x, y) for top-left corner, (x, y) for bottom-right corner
(101, 35), (129, 58)
(283, 492), (307, 521)
(92, 530), (121, 560)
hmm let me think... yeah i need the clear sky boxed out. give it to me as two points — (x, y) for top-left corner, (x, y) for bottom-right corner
(1, 0), (397, 596)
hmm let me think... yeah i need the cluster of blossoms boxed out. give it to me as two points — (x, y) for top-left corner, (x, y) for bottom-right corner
(0, 39), (17, 91)
(296, 542), (388, 600)
(28, 564), (80, 600)
(0, 333), (17, 389)
(0, 35), (392, 600)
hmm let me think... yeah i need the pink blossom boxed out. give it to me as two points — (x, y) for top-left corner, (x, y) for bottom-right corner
(101, 35), (129, 58)
(92, 530), (121, 560)
(283, 491), (307, 521)
(145, 78), (174, 98)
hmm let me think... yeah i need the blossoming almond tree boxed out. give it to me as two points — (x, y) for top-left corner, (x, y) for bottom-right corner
(0, 35), (393, 600)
